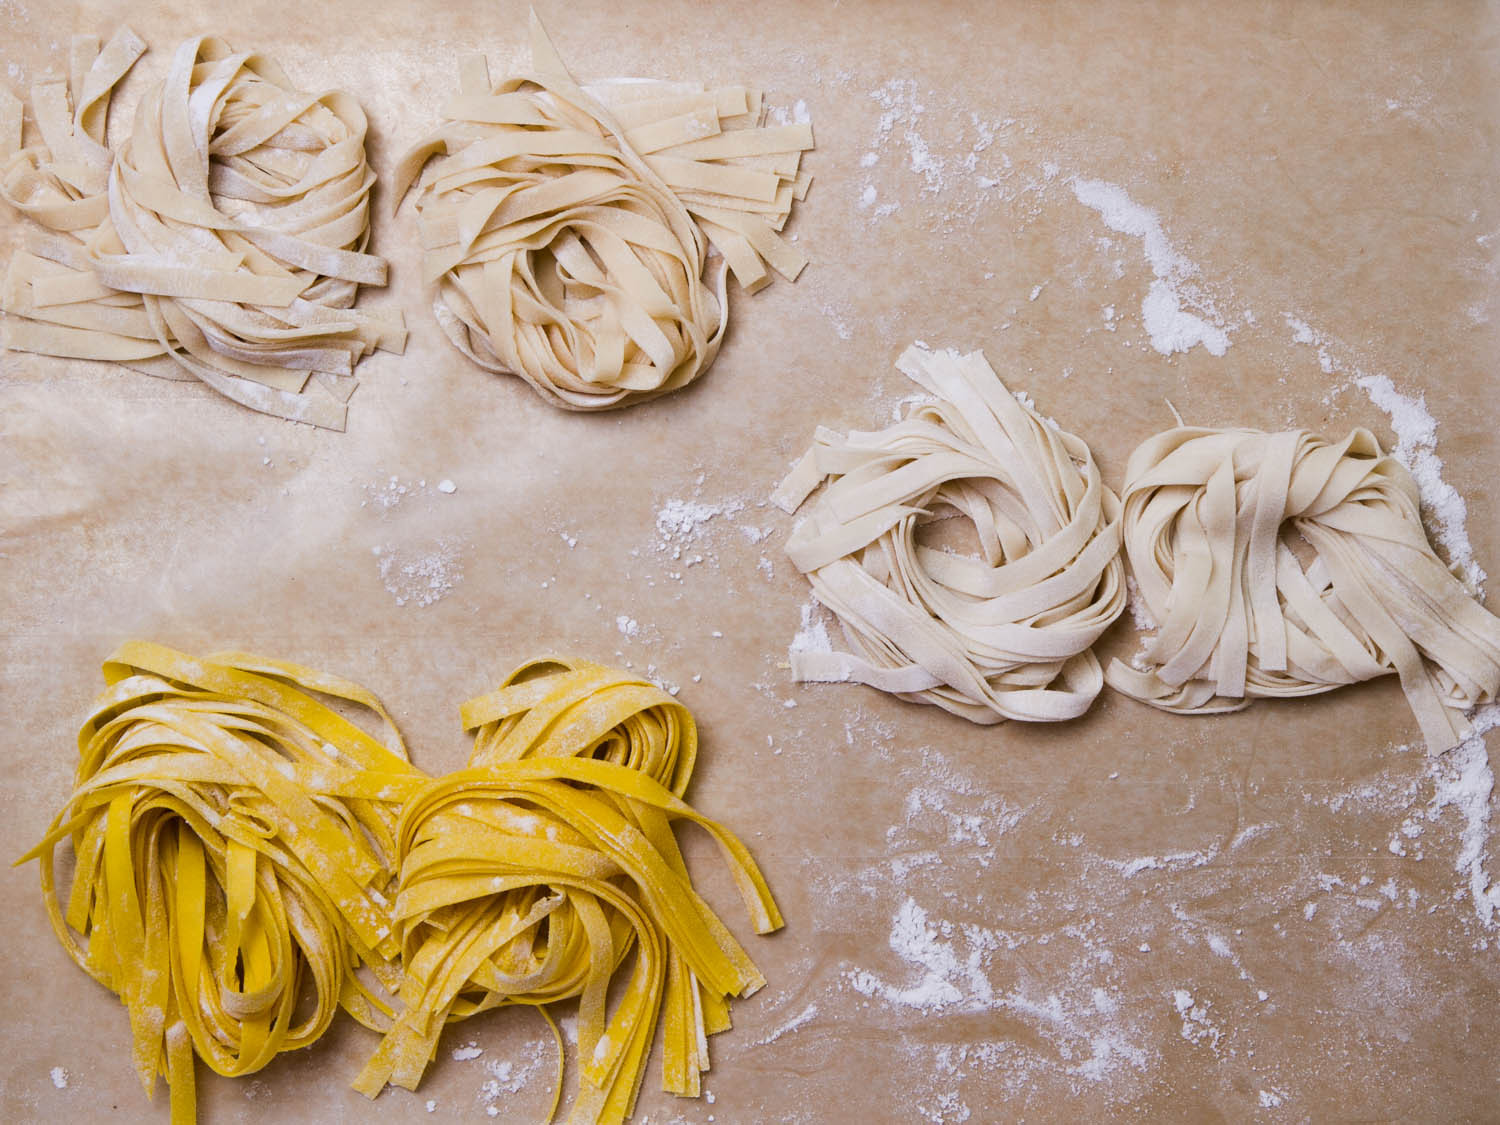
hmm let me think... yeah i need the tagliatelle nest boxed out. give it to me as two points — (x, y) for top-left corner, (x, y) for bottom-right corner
(21, 643), (423, 1125)
(392, 14), (812, 410)
(776, 344), (1126, 724)
(354, 658), (782, 1125)
(1106, 424), (1500, 753)
(1, 30), (404, 428)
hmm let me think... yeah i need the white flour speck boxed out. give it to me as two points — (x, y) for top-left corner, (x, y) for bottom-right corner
(755, 1003), (819, 1045)
(1171, 990), (1223, 1050)
(49, 1067), (68, 1090)
(451, 1042), (483, 1061)
(377, 538), (464, 608)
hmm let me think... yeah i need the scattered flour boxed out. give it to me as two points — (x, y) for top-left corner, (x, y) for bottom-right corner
(755, 1002), (819, 1045)
(655, 497), (745, 544)
(1428, 704), (1500, 925)
(364, 474), (423, 511)
(1070, 178), (1230, 357)
(616, 614), (640, 638)
(49, 1067), (67, 1090)
(451, 1042), (483, 1061)
(845, 897), (1150, 1090)
(476, 1039), (548, 1112)
(1171, 990), (1223, 1051)
(373, 539), (464, 608)
(1109, 846), (1218, 878)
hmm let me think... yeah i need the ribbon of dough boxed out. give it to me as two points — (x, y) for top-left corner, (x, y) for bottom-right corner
(1105, 425), (1500, 754)
(1, 31), (405, 430)
(391, 13), (812, 410)
(353, 657), (782, 1125)
(775, 343), (1127, 724)
(18, 642), (425, 1125)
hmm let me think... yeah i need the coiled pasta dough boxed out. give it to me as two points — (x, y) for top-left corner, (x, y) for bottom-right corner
(1, 31), (404, 429)
(353, 657), (782, 1124)
(20, 642), (423, 1125)
(775, 344), (1127, 723)
(1105, 425), (1500, 754)
(392, 14), (812, 410)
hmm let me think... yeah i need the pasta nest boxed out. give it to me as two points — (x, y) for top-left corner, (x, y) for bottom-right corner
(354, 658), (782, 1124)
(1106, 426), (1500, 753)
(395, 71), (726, 410)
(0, 30), (403, 429)
(777, 345), (1127, 724)
(393, 15), (814, 411)
(22, 643), (423, 1117)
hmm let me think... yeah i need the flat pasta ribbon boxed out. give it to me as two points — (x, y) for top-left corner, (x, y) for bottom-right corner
(353, 657), (782, 1125)
(775, 344), (1127, 723)
(1105, 425), (1500, 754)
(391, 13), (812, 410)
(1, 30), (405, 429)
(18, 642), (425, 1125)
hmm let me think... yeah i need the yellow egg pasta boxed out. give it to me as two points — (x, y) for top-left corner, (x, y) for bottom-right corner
(19, 642), (424, 1124)
(391, 13), (812, 410)
(353, 657), (782, 1125)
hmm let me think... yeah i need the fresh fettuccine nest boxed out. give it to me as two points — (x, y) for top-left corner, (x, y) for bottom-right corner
(393, 14), (813, 410)
(354, 657), (782, 1125)
(1, 29), (404, 429)
(1105, 425), (1500, 754)
(774, 344), (1127, 723)
(19, 642), (424, 1125)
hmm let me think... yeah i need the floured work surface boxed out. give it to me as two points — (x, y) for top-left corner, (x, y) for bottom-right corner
(4, 2), (1500, 1121)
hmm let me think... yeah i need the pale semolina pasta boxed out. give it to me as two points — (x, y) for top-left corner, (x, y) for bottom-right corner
(391, 14), (812, 410)
(775, 344), (1126, 723)
(20, 642), (424, 1125)
(353, 657), (782, 1125)
(1, 30), (404, 429)
(1106, 425), (1500, 754)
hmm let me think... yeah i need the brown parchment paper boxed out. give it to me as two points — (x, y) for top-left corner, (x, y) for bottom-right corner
(4, 1), (1500, 1121)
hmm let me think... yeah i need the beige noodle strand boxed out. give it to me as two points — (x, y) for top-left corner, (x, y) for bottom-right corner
(775, 344), (1127, 724)
(1, 31), (404, 429)
(1105, 425), (1500, 754)
(391, 13), (812, 410)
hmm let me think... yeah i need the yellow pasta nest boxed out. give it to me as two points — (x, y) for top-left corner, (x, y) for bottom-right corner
(355, 657), (782, 1124)
(392, 14), (812, 410)
(776, 344), (1127, 723)
(1106, 425), (1500, 753)
(19, 642), (423, 1123)
(1, 30), (404, 429)
(23, 649), (781, 1125)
